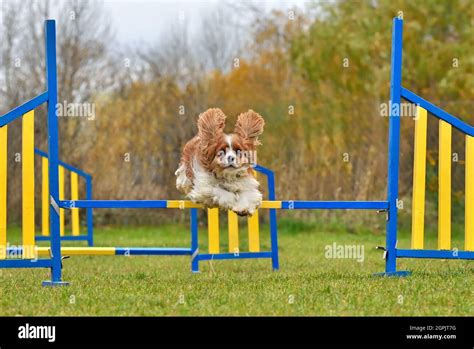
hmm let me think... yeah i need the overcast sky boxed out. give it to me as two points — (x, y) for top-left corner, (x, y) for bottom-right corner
(104, 0), (309, 45)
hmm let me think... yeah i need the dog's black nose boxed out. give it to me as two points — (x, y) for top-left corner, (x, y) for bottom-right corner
(227, 155), (235, 163)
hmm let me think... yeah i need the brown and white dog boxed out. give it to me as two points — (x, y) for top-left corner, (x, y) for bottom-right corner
(175, 108), (264, 216)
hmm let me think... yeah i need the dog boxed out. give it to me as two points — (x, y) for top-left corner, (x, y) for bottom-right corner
(175, 108), (264, 216)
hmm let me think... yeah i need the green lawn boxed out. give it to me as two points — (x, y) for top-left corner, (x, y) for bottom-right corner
(0, 222), (472, 316)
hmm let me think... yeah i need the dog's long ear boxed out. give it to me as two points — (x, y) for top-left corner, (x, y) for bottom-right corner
(197, 108), (227, 160)
(234, 110), (265, 148)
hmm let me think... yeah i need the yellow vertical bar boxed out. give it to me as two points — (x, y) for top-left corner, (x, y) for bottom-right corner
(466, 135), (474, 251)
(248, 210), (260, 252)
(438, 120), (452, 250)
(59, 165), (65, 236)
(0, 125), (7, 259)
(228, 210), (239, 253)
(411, 107), (427, 249)
(208, 208), (219, 253)
(41, 157), (50, 236)
(22, 111), (35, 259)
(70, 171), (80, 236)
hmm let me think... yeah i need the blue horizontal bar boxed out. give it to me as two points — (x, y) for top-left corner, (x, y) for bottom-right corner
(280, 201), (388, 210)
(196, 251), (273, 261)
(115, 247), (192, 255)
(0, 92), (48, 127)
(401, 87), (474, 136)
(397, 249), (474, 260)
(60, 200), (168, 209)
(35, 235), (89, 241)
(34, 148), (91, 178)
(0, 258), (53, 268)
(61, 200), (388, 210)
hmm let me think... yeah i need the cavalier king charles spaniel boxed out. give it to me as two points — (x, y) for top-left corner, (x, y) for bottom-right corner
(175, 108), (264, 216)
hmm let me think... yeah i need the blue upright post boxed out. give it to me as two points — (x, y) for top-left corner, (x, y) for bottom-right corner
(375, 18), (410, 277)
(42, 20), (69, 286)
(267, 170), (279, 270)
(190, 208), (199, 273)
(86, 175), (94, 246)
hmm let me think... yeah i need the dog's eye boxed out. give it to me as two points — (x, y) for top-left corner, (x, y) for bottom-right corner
(217, 150), (225, 158)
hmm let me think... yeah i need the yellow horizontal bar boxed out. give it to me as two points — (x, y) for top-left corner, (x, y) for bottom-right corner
(166, 200), (281, 209)
(166, 200), (202, 209)
(36, 247), (116, 256)
(260, 201), (282, 209)
(166, 200), (282, 209)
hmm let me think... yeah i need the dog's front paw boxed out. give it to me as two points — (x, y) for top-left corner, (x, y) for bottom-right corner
(232, 192), (261, 217)
(232, 203), (258, 217)
(233, 209), (251, 217)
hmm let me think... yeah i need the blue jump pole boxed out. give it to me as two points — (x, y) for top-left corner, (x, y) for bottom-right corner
(190, 208), (199, 272)
(375, 17), (410, 277)
(42, 20), (69, 286)
(86, 175), (94, 246)
(267, 170), (279, 270)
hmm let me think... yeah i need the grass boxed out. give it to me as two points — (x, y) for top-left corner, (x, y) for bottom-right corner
(0, 221), (472, 316)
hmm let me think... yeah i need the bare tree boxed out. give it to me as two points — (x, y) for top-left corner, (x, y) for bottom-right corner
(0, 0), (30, 111)
(0, 0), (117, 222)
(56, 0), (115, 102)
(138, 21), (203, 88)
(2, 0), (115, 106)
(198, 4), (245, 72)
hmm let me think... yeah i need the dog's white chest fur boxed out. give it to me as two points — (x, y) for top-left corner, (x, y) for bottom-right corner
(175, 157), (262, 215)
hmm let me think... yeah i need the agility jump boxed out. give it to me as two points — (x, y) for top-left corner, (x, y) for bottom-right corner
(33, 148), (94, 246)
(0, 18), (472, 286)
